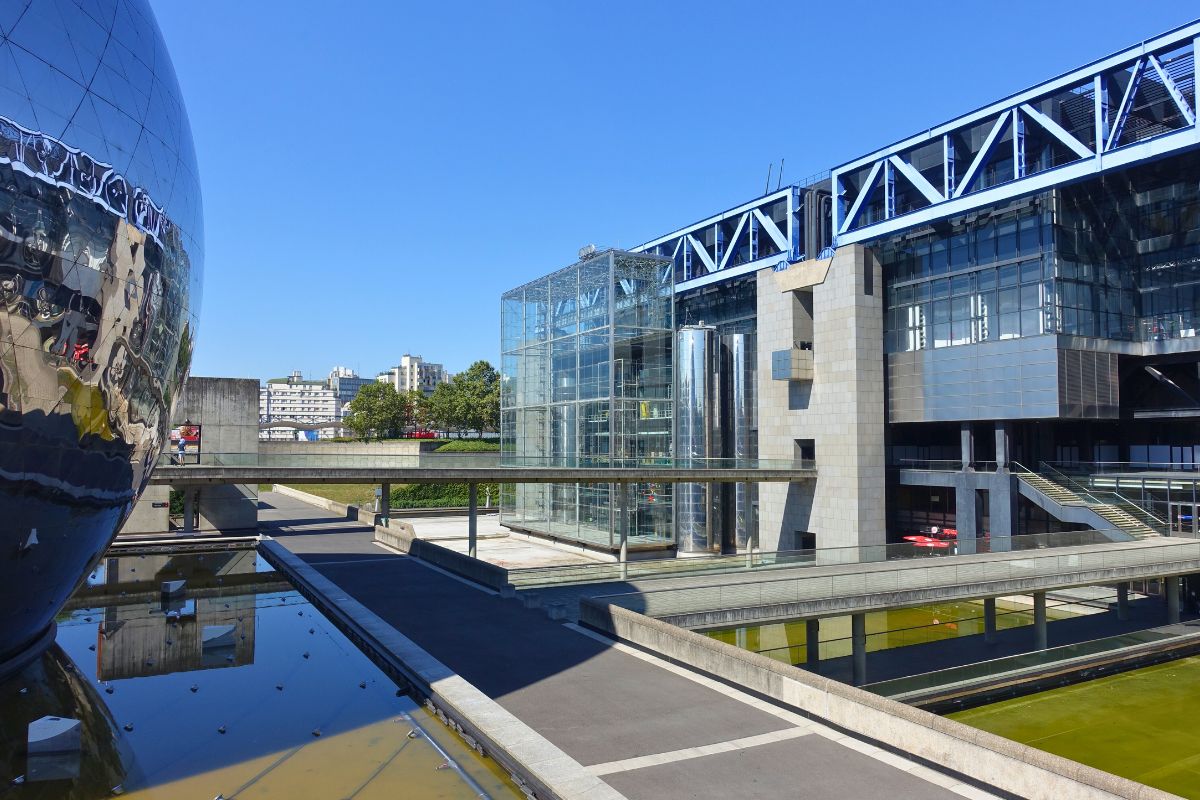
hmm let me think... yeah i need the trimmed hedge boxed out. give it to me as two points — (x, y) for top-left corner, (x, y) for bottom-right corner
(433, 439), (500, 453)
(389, 482), (500, 508)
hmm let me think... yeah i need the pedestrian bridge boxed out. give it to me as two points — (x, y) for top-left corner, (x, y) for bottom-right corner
(597, 535), (1200, 629)
(574, 534), (1200, 688)
(150, 452), (817, 486)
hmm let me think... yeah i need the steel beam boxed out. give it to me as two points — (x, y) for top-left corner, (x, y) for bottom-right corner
(887, 155), (943, 206)
(1105, 57), (1145, 151)
(1013, 109), (1025, 178)
(832, 20), (1200, 175)
(717, 213), (748, 271)
(943, 135), (955, 197)
(1148, 53), (1196, 127)
(752, 208), (789, 251)
(953, 113), (1009, 199)
(686, 234), (716, 274)
(830, 25), (1200, 244)
(835, 125), (1199, 245)
(884, 159), (896, 218)
(1020, 102), (1092, 160)
(838, 159), (883, 234)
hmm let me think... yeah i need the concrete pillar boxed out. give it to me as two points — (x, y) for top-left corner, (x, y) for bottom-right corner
(1166, 575), (1181, 624)
(746, 487), (759, 568)
(851, 613), (867, 686)
(182, 489), (195, 534)
(961, 422), (974, 471)
(468, 483), (478, 559)
(983, 597), (997, 644)
(619, 485), (629, 580)
(955, 477), (978, 555)
(380, 482), (390, 528)
(1034, 591), (1048, 650)
(805, 618), (820, 670)
(1117, 582), (1130, 621)
(995, 421), (1010, 471)
(989, 473), (1018, 551)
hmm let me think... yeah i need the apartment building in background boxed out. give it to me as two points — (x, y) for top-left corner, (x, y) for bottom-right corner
(377, 354), (451, 396)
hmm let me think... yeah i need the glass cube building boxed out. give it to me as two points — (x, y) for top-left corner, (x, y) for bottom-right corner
(500, 250), (674, 549)
(498, 21), (1200, 557)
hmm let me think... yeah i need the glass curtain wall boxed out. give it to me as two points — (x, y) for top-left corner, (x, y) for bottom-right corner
(878, 153), (1200, 354)
(500, 250), (674, 549)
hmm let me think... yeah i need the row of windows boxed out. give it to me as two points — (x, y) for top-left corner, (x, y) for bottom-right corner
(877, 204), (1050, 284)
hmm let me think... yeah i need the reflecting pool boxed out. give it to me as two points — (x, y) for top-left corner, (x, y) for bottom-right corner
(704, 597), (1082, 665)
(949, 656), (1200, 798)
(0, 548), (520, 799)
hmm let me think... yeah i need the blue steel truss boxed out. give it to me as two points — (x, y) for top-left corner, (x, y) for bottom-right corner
(632, 186), (803, 293)
(832, 21), (1200, 246)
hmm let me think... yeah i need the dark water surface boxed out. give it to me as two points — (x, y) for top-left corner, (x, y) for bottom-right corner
(1, 549), (519, 799)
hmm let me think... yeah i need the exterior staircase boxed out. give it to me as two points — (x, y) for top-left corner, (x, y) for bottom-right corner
(1012, 463), (1165, 540)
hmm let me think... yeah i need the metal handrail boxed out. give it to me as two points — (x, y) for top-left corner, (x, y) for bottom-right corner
(156, 451), (816, 472)
(507, 529), (1129, 588)
(1038, 461), (1168, 528)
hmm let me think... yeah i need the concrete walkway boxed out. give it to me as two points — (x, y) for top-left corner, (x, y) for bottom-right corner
(258, 492), (997, 800)
(394, 512), (609, 569)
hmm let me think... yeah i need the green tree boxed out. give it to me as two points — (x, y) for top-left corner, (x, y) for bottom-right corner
(405, 389), (430, 430)
(425, 361), (500, 437)
(342, 382), (410, 439)
(426, 381), (465, 437)
(458, 360), (500, 434)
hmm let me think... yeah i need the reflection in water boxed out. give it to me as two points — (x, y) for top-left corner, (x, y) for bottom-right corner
(0, 549), (519, 799)
(0, 644), (126, 798)
(706, 597), (1083, 665)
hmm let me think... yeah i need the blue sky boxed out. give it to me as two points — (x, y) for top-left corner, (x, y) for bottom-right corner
(152, 1), (1196, 381)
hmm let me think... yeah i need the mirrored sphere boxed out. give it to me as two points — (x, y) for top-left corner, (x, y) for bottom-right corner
(0, 0), (202, 667)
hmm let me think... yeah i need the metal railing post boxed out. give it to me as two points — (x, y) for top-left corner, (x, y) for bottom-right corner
(468, 483), (478, 559)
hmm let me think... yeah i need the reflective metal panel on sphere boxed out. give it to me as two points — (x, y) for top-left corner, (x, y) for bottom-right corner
(0, 0), (202, 667)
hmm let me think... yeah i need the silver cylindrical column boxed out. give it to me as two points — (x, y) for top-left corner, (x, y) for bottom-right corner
(723, 333), (758, 551)
(675, 325), (720, 552)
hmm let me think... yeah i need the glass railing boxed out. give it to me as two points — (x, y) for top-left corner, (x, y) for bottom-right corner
(156, 452), (816, 471)
(892, 459), (964, 471)
(892, 459), (999, 472)
(1139, 314), (1200, 343)
(864, 625), (1184, 700)
(754, 593), (1098, 667)
(1048, 460), (1200, 475)
(613, 537), (1200, 619)
(506, 529), (1128, 588)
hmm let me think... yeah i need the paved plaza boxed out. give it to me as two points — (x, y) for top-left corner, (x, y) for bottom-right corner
(258, 491), (998, 800)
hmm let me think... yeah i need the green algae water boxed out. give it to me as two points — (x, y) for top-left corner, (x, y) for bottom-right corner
(949, 656), (1200, 798)
(704, 598), (1080, 664)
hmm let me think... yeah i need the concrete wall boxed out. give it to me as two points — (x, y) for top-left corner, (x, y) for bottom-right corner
(122, 376), (260, 535)
(261, 440), (428, 456)
(756, 246), (886, 552)
(175, 377), (261, 455)
(120, 484), (169, 534)
(177, 378), (259, 531)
